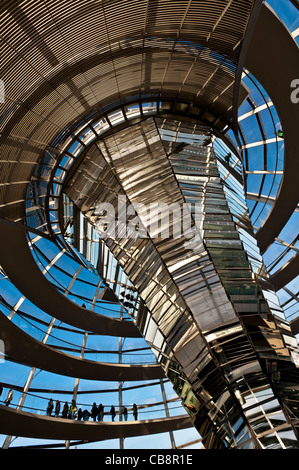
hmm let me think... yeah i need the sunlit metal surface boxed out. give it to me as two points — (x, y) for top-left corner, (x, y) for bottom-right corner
(0, 0), (298, 450)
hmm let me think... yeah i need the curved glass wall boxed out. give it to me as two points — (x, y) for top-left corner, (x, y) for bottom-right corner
(0, 0), (298, 451)
(0, 229), (199, 449)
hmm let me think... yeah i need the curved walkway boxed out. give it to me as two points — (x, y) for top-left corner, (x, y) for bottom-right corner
(0, 219), (140, 338)
(0, 405), (191, 442)
(0, 311), (164, 381)
(270, 253), (299, 293)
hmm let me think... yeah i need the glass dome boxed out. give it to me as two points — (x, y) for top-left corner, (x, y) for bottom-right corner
(0, 0), (298, 451)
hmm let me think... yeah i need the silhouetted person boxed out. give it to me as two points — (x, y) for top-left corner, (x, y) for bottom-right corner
(123, 406), (128, 421)
(224, 153), (231, 164)
(97, 403), (104, 421)
(133, 403), (138, 421)
(62, 402), (69, 418)
(110, 405), (116, 421)
(77, 408), (83, 420)
(82, 409), (90, 421)
(55, 400), (60, 417)
(91, 402), (98, 421)
(69, 399), (77, 419)
(46, 398), (54, 416)
(5, 389), (13, 406)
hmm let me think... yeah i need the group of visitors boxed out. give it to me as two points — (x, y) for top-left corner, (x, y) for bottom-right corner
(46, 398), (139, 422)
(1, 384), (139, 422)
